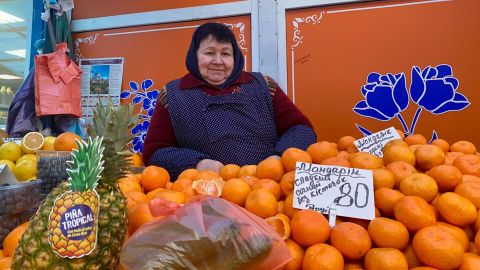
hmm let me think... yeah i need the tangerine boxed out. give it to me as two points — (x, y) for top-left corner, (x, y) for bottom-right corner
(280, 171), (296, 196)
(307, 141), (338, 164)
(431, 138), (450, 152)
(436, 192), (477, 226)
(252, 179), (282, 199)
(221, 178), (251, 206)
(414, 144), (446, 171)
(256, 158), (284, 182)
(281, 148), (312, 172)
(54, 132), (82, 151)
(404, 133), (427, 145)
(290, 209), (330, 247)
(393, 196), (437, 232)
(329, 222), (372, 260)
(399, 173), (438, 202)
(140, 166), (170, 192)
(450, 140), (477, 155)
(453, 154), (480, 177)
(302, 243), (344, 270)
(338, 136), (356, 151)
(348, 152), (383, 169)
(245, 188), (277, 218)
(219, 164), (240, 180)
(364, 248), (409, 270)
(127, 202), (154, 234)
(426, 164), (463, 192)
(374, 187), (405, 217)
(284, 239), (305, 270)
(367, 217), (409, 250)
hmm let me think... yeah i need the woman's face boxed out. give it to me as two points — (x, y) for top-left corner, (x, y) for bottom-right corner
(197, 36), (234, 86)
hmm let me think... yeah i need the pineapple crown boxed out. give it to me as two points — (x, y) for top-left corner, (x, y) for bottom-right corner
(66, 137), (105, 192)
(87, 100), (138, 186)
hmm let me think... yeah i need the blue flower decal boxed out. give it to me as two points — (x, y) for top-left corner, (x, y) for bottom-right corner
(131, 120), (150, 153)
(410, 64), (470, 114)
(121, 78), (158, 153)
(142, 90), (159, 116)
(353, 72), (408, 121)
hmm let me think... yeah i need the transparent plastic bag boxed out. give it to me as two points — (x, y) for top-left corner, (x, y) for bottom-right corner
(120, 195), (291, 270)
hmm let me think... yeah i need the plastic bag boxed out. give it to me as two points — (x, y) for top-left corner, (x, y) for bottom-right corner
(120, 196), (292, 270)
(34, 42), (82, 117)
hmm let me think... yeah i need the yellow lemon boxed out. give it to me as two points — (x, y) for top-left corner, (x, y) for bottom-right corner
(16, 154), (37, 164)
(21, 132), (44, 154)
(12, 159), (37, 181)
(0, 142), (22, 162)
(0, 159), (15, 170)
(42, 136), (56, 150)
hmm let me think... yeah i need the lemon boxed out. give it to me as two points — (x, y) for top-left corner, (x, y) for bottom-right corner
(12, 159), (37, 181)
(43, 136), (56, 150)
(0, 142), (22, 162)
(16, 154), (37, 164)
(21, 132), (44, 154)
(0, 159), (15, 170)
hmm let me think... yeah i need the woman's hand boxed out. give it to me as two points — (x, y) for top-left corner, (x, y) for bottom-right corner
(196, 159), (224, 173)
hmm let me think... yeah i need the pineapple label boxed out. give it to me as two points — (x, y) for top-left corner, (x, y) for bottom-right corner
(48, 191), (100, 258)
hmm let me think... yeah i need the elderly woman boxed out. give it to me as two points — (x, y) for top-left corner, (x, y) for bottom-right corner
(143, 22), (317, 179)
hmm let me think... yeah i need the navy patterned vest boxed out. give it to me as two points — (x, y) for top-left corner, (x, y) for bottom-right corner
(165, 72), (278, 165)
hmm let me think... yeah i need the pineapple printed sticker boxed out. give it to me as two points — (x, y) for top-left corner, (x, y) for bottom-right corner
(48, 137), (104, 258)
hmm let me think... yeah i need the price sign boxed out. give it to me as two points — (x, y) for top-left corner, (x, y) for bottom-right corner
(293, 162), (375, 220)
(353, 127), (402, 157)
(0, 163), (20, 185)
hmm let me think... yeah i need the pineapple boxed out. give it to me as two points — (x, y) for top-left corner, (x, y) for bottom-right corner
(13, 101), (137, 269)
(49, 137), (104, 258)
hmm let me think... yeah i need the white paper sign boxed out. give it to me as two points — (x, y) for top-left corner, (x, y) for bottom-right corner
(293, 162), (375, 220)
(353, 127), (402, 157)
(0, 164), (20, 185)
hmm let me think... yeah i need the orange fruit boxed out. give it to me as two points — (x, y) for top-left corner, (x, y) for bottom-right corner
(450, 140), (477, 154)
(459, 253), (480, 270)
(171, 177), (193, 192)
(393, 196), (437, 232)
(130, 153), (143, 167)
(281, 148), (312, 172)
(426, 164), (463, 192)
(404, 133), (427, 145)
(372, 168), (395, 190)
(145, 187), (166, 201)
(122, 173), (141, 184)
(436, 192), (477, 226)
(444, 151), (464, 165)
(384, 139), (409, 149)
(238, 165), (257, 177)
(127, 202), (154, 234)
(219, 164), (240, 180)
(284, 239), (305, 270)
(374, 187), (405, 217)
(277, 200), (285, 214)
(336, 150), (351, 159)
(320, 156), (351, 167)
(240, 175), (260, 187)
(414, 144), (446, 171)
(453, 154), (480, 177)
(280, 171), (296, 196)
(338, 136), (356, 151)
(367, 217), (409, 250)
(245, 188), (277, 218)
(3, 222), (28, 257)
(221, 178), (251, 206)
(330, 222), (372, 260)
(140, 166), (170, 192)
(431, 138), (450, 152)
(403, 243), (422, 268)
(290, 209), (330, 247)
(436, 221), (469, 251)
(383, 144), (416, 166)
(284, 193), (301, 218)
(0, 257), (12, 269)
(364, 247), (408, 270)
(409, 144), (422, 153)
(307, 141), (338, 164)
(177, 168), (199, 180)
(399, 173), (438, 202)
(194, 170), (220, 181)
(455, 180), (480, 209)
(463, 174), (480, 184)
(152, 189), (186, 204)
(118, 178), (143, 195)
(125, 191), (147, 209)
(191, 178), (224, 196)
(348, 152), (383, 169)
(396, 129), (406, 139)
(302, 243), (344, 270)
(256, 158), (284, 182)
(412, 225), (464, 269)
(252, 179), (282, 199)
(53, 132), (82, 151)
(386, 160), (417, 188)
(265, 213), (291, 240)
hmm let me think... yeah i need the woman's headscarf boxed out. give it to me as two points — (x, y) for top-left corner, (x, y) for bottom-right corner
(185, 22), (244, 89)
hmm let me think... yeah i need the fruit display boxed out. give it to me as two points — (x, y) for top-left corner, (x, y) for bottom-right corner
(1, 130), (480, 269)
(11, 102), (137, 269)
(0, 180), (41, 216)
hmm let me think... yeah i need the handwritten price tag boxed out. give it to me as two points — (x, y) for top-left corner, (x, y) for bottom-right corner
(353, 127), (402, 157)
(293, 162), (375, 220)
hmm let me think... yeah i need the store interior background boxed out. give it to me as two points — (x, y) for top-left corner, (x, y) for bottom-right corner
(0, 0), (29, 129)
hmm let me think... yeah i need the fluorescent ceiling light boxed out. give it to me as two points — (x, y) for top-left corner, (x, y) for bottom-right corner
(0, 10), (23, 24)
(0, 74), (22, 79)
(5, 49), (25, 58)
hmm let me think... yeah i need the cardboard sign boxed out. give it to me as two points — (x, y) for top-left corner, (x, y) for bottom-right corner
(0, 164), (20, 185)
(293, 162), (375, 220)
(353, 127), (402, 157)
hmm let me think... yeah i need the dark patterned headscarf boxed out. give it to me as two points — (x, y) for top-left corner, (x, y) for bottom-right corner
(185, 22), (244, 89)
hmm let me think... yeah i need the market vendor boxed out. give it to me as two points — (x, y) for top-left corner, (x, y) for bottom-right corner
(142, 22), (316, 179)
